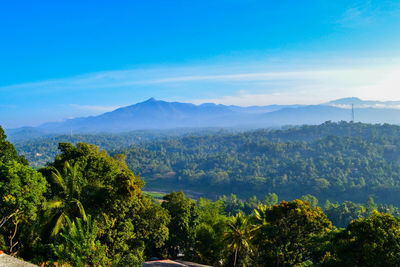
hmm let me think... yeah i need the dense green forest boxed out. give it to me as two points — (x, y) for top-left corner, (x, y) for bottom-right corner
(4, 125), (400, 266)
(12, 128), (233, 169)
(16, 121), (400, 206)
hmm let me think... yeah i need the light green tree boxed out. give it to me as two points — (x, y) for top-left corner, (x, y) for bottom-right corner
(54, 215), (110, 266)
(44, 162), (87, 239)
(0, 161), (47, 254)
(224, 213), (253, 267)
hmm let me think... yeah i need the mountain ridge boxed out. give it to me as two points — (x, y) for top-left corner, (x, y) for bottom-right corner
(6, 97), (400, 139)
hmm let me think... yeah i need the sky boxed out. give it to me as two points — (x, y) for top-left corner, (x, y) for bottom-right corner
(2, 0), (400, 128)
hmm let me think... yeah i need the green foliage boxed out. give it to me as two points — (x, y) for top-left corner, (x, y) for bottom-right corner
(0, 160), (47, 255)
(0, 161), (47, 226)
(161, 192), (199, 258)
(224, 213), (253, 267)
(0, 131), (46, 257)
(13, 128), (220, 168)
(324, 212), (400, 266)
(252, 200), (332, 266)
(220, 194), (245, 216)
(144, 191), (166, 201)
(8, 122), (400, 265)
(190, 198), (228, 265)
(324, 200), (367, 228)
(54, 215), (110, 267)
(38, 143), (170, 265)
(43, 161), (87, 239)
(107, 121), (400, 206)
(0, 126), (27, 165)
(15, 122), (400, 207)
(301, 194), (319, 207)
(263, 193), (278, 206)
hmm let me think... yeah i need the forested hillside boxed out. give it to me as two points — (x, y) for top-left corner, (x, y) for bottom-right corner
(14, 121), (400, 206)
(4, 124), (400, 266)
(117, 121), (400, 205)
(13, 128), (230, 168)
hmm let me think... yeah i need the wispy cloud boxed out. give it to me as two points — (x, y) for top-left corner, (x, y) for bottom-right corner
(337, 1), (400, 28)
(2, 59), (400, 108)
(3, 57), (400, 128)
(0, 66), (391, 94)
(338, 6), (374, 28)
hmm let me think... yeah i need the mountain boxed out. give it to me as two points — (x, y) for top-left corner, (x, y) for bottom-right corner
(326, 97), (400, 108)
(6, 97), (400, 139)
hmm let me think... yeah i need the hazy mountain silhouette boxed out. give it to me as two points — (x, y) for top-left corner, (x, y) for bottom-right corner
(7, 97), (400, 139)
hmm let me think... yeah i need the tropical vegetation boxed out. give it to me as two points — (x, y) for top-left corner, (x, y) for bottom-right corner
(3, 124), (400, 265)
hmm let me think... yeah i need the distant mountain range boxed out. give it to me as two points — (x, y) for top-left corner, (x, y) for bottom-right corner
(6, 97), (400, 140)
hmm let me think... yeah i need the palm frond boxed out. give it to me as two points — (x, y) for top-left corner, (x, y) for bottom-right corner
(50, 168), (67, 192)
(71, 198), (87, 222)
(51, 212), (66, 239)
(45, 199), (64, 210)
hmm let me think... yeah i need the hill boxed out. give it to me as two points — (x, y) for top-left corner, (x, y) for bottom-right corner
(7, 97), (400, 140)
(13, 121), (400, 206)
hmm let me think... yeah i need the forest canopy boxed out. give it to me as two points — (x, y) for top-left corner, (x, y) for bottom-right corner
(3, 124), (400, 265)
(15, 122), (400, 206)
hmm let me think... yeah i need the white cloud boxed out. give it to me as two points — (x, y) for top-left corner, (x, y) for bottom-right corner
(2, 59), (400, 106)
(181, 67), (400, 106)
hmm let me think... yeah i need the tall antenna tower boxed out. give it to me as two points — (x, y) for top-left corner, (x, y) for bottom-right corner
(351, 104), (355, 122)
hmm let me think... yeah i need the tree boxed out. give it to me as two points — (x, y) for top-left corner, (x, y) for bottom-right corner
(0, 161), (47, 255)
(190, 198), (227, 265)
(366, 196), (378, 215)
(301, 194), (319, 207)
(54, 215), (110, 266)
(263, 193), (278, 206)
(43, 161), (87, 239)
(243, 196), (259, 215)
(221, 194), (245, 216)
(253, 200), (332, 266)
(224, 213), (253, 267)
(41, 142), (169, 264)
(324, 201), (366, 228)
(0, 126), (28, 165)
(325, 212), (400, 266)
(161, 191), (199, 258)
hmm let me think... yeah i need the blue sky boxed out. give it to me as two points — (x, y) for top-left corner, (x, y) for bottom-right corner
(2, 0), (400, 128)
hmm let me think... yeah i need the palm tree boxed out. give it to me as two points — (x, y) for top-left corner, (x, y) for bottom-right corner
(44, 161), (87, 239)
(224, 213), (253, 267)
(54, 215), (110, 266)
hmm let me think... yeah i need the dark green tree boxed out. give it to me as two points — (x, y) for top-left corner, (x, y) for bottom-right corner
(324, 212), (400, 266)
(41, 143), (170, 265)
(190, 198), (227, 265)
(161, 191), (199, 259)
(301, 194), (319, 207)
(253, 200), (332, 266)
(224, 213), (253, 267)
(0, 126), (27, 165)
(221, 194), (245, 216)
(263, 193), (278, 206)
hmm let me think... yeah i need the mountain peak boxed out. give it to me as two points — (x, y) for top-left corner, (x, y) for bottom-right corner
(325, 97), (368, 105)
(327, 97), (363, 105)
(145, 97), (157, 102)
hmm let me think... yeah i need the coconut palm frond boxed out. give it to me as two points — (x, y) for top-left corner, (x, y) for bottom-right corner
(71, 198), (87, 222)
(51, 212), (66, 239)
(46, 199), (64, 210)
(50, 168), (67, 192)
